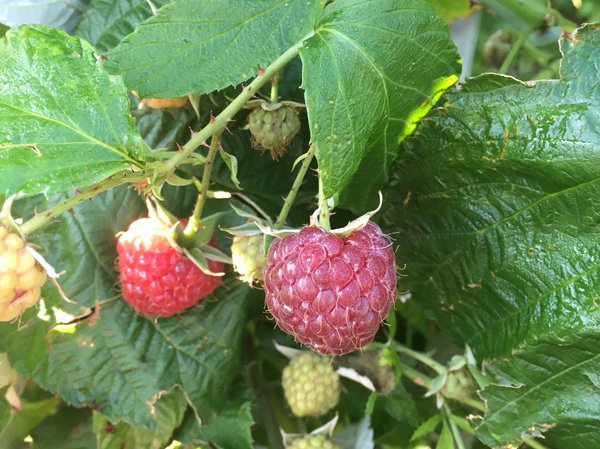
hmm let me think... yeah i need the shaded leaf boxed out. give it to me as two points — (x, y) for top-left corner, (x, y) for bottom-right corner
(76, 0), (175, 52)
(176, 402), (254, 449)
(106, 0), (325, 98)
(93, 391), (187, 449)
(300, 0), (460, 210)
(29, 406), (96, 449)
(333, 417), (374, 449)
(0, 25), (148, 197)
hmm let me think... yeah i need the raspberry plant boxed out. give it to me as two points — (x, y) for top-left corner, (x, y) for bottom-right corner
(0, 1), (598, 448)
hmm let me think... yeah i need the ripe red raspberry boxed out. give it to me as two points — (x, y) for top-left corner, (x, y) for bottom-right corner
(117, 217), (223, 317)
(264, 222), (396, 355)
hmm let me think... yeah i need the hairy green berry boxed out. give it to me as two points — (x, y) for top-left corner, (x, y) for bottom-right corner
(287, 435), (341, 449)
(231, 234), (266, 283)
(248, 105), (301, 158)
(282, 352), (340, 417)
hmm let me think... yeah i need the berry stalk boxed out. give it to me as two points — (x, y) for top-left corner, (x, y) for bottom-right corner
(317, 175), (331, 230)
(19, 171), (147, 236)
(274, 144), (316, 229)
(183, 131), (222, 243)
(395, 344), (446, 374)
(163, 34), (313, 174)
(270, 72), (280, 103)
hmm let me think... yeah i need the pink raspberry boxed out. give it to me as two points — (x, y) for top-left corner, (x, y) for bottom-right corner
(264, 222), (397, 355)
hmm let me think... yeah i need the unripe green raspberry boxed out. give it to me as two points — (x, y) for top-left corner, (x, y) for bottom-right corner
(282, 353), (340, 417)
(231, 234), (266, 283)
(287, 435), (341, 449)
(0, 226), (46, 321)
(248, 105), (301, 158)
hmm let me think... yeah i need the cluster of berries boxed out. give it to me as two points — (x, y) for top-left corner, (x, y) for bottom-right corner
(3, 100), (397, 358)
(116, 215), (396, 355)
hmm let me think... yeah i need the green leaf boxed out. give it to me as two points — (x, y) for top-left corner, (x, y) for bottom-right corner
(0, 25), (148, 197)
(436, 420), (454, 449)
(333, 417), (374, 449)
(29, 407), (96, 449)
(383, 23), (600, 448)
(475, 329), (600, 448)
(299, 0), (460, 211)
(176, 402), (254, 449)
(106, 0), (325, 98)
(0, 188), (251, 429)
(0, 397), (62, 449)
(425, 0), (472, 23)
(0, 23), (9, 37)
(410, 414), (442, 441)
(383, 23), (600, 358)
(93, 391), (187, 449)
(76, 0), (175, 52)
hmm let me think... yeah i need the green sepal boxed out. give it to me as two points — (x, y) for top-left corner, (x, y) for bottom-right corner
(201, 245), (233, 264)
(219, 147), (241, 189)
(183, 247), (225, 277)
(222, 222), (262, 236)
(190, 211), (228, 247)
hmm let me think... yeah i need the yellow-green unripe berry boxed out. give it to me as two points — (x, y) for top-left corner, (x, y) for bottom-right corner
(248, 106), (301, 158)
(0, 226), (46, 321)
(231, 234), (266, 283)
(282, 353), (340, 417)
(287, 435), (341, 449)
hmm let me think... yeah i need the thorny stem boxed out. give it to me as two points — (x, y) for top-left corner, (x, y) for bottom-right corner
(396, 344), (446, 374)
(318, 175), (330, 230)
(274, 145), (316, 229)
(163, 34), (312, 173)
(183, 132), (222, 242)
(270, 72), (280, 103)
(19, 171), (147, 236)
